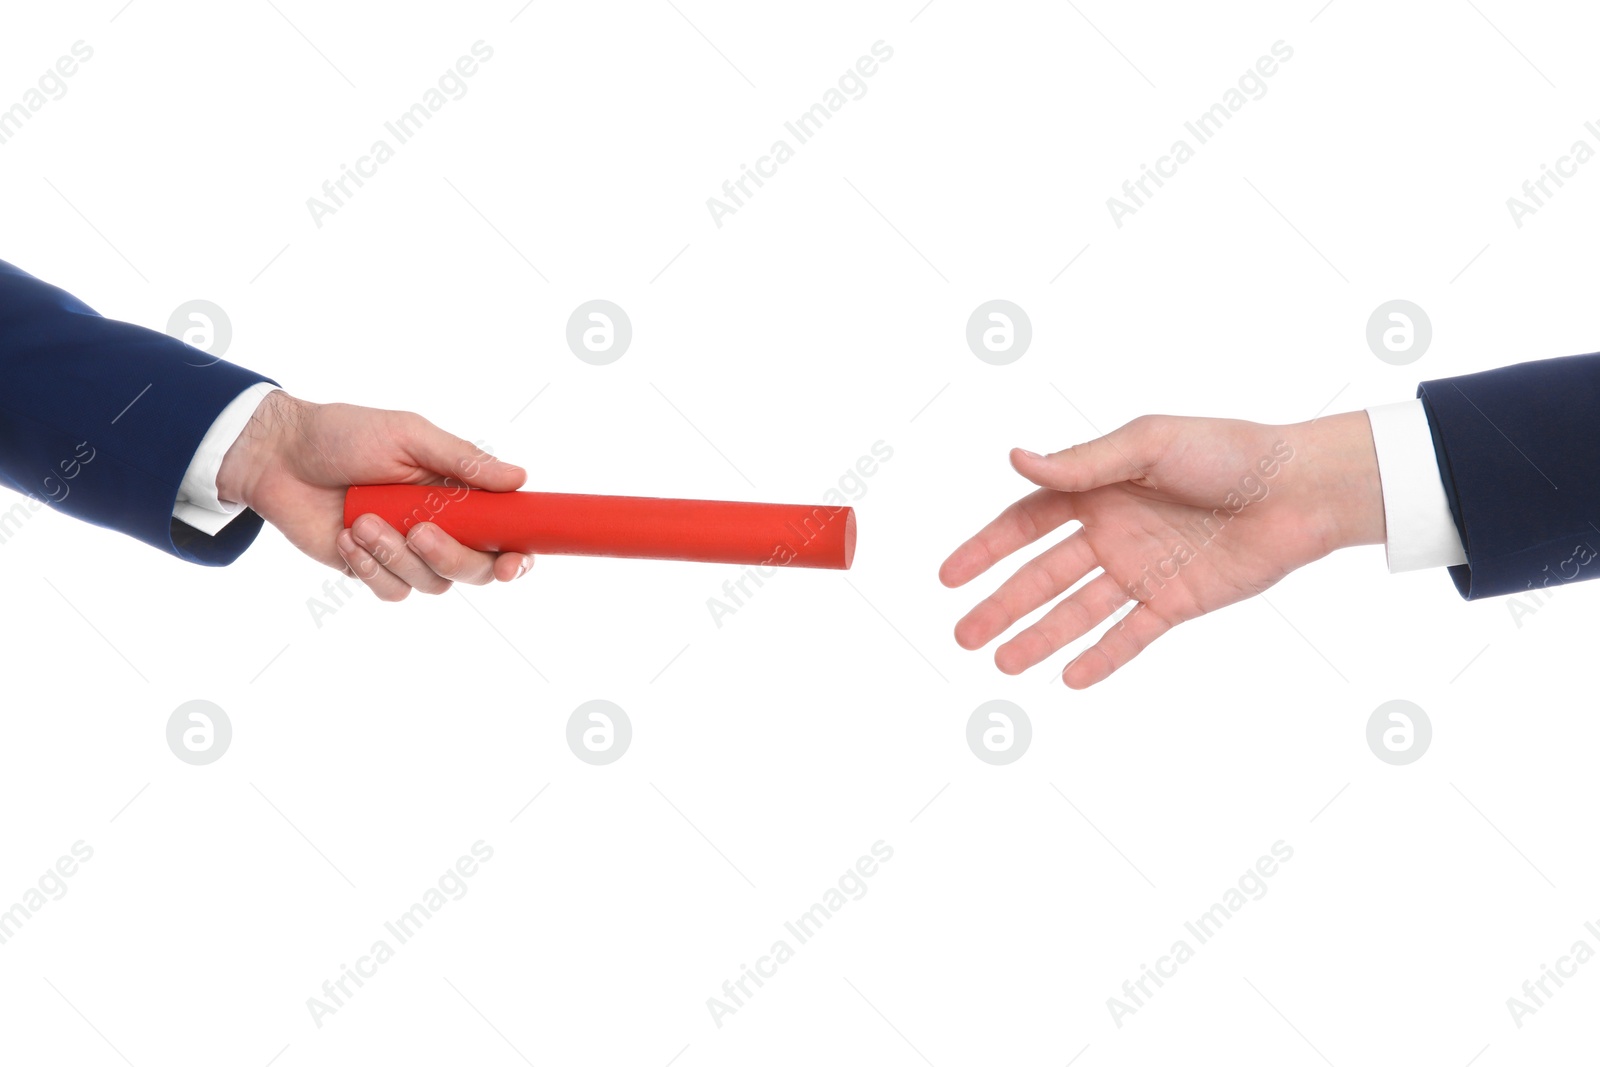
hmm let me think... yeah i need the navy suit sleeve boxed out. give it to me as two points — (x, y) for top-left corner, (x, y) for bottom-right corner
(0, 259), (277, 565)
(1417, 352), (1600, 600)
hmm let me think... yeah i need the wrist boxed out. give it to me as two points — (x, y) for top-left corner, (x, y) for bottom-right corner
(1291, 410), (1386, 553)
(216, 389), (307, 511)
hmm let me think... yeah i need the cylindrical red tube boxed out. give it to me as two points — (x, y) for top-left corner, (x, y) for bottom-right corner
(344, 485), (855, 570)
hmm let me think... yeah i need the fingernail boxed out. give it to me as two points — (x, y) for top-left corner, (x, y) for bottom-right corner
(516, 556), (532, 578)
(354, 516), (381, 545)
(409, 523), (437, 550)
(1016, 449), (1043, 460)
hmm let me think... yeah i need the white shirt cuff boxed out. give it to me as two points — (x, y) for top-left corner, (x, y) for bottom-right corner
(173, 382), (279, 535)
(1365, 399), (1468, 573)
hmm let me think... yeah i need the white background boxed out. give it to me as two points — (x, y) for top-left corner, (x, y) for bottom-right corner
(3, 1), (1600, 1063)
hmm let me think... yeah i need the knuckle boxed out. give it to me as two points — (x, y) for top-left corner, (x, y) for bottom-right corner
(453, 438), (488, 473)
(391, 411), (429, 441)
(979, 593), (1013, 629)
(1126, 413), (1174, 450)
(1013, 500), (1044, 541)
(426, 553), (464, 580)
(1024, 563), (1055, 601)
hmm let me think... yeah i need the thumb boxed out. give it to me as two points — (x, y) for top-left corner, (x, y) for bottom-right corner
(401, 414), (527, 492)
(1011, 416), (1160, 492)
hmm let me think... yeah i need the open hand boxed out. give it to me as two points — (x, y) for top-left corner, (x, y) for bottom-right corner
(939, 412), (1384, 688)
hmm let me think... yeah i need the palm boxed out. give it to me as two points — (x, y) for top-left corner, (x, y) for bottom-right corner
(251, 479), (348, 569)
(1075, 467), (1324, 627)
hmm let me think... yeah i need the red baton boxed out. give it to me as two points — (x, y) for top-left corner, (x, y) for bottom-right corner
(343, 485), (855, 570)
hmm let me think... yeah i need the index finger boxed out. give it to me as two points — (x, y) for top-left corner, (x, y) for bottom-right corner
(938, 487), (1076, 588)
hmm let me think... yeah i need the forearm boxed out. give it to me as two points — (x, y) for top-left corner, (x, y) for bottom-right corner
(0, 259), (277, 563)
